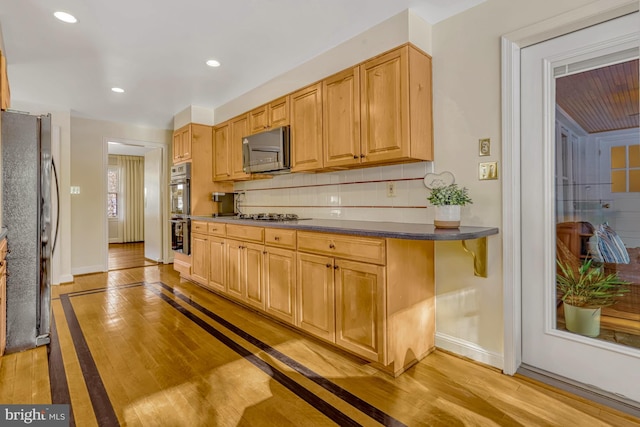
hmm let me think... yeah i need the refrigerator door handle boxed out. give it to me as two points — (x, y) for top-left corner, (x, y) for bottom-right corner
(52, 159), (60, 254)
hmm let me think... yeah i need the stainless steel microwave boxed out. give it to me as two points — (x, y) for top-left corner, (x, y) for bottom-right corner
(242, 126), (290, 174)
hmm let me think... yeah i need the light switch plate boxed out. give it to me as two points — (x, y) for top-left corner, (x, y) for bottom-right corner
(479, 162), (498, 180)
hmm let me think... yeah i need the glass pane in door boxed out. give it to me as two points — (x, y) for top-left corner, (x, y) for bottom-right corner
(554, 58), (640, 349)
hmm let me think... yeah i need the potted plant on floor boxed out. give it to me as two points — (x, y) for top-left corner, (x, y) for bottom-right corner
(556, 259), (630, 337)
(427, 183), (473, 228)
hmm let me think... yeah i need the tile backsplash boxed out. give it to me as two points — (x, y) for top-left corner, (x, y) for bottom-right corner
(233, 162), (435, 224)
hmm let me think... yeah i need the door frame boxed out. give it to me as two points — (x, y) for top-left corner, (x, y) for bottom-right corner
(500, 0), (639, 376)
(102, 137), (170, 269)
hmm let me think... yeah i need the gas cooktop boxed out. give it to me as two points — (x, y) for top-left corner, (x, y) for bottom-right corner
(236, 213), (304, 221)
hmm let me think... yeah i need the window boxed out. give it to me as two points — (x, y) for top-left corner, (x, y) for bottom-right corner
(108, 167), (119, 218)
(611, 144), (640, 193)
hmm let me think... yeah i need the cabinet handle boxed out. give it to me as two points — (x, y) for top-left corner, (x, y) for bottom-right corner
(353, 155), (359, 159)
(329, 243), (335, 249)
(334, 265), (339, 270)
(360, 154), (365, 158)
(263, 251), (268, 255)
(274, 236), (280, 241)
(326, 263), (332, 268)
(221, 242), (225, 245)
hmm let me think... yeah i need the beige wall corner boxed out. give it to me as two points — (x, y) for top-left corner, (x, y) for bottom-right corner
(173, 105), (215, 130)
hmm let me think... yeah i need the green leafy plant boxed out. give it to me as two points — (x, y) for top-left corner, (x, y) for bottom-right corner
(427, 184), (473, 206)
(556, 259), (630, 308)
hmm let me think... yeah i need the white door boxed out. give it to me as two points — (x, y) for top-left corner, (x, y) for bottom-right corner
(521, 12), (640, 403)
(144, 148), (163, 261)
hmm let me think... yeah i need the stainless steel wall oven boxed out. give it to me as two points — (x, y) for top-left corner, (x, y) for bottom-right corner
(169, 163), (191, 254)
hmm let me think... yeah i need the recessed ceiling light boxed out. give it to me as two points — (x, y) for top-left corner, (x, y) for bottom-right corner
(53, 11), (77, 23)
(111, 87), (125, 93)
(206, 59), (221, 67)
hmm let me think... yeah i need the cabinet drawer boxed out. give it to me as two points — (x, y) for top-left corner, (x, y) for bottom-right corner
(208, 223), (226, 236)
(297, 232), (385, 265)
(226, 224), (264, 243)
(265, 228), (296, 249)
(192, 221), (208, 234)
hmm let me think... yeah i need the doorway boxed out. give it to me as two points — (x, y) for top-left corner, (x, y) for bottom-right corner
(520, 12), (639, 404)
(107, 141), (164, 270)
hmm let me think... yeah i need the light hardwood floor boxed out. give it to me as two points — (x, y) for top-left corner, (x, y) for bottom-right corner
(1, 264), (639, 426)
(108, 242), (158, 270)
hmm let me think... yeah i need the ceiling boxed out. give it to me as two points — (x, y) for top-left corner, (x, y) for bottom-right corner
(556, 59), (639, 134)
(0, 0), (483, 130)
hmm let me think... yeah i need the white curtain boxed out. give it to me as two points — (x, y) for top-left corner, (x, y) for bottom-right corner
(118, 155), (145, 242)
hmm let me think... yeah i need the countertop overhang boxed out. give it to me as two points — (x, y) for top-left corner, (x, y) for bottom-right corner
(189, 216), (498, 241)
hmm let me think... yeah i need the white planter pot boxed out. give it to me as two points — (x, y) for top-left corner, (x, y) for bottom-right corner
(434, 205), (461, 229)
(564, 303), (601, 337)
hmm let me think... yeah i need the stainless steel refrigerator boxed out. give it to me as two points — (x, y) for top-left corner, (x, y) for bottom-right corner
(1, 110), (55, 353)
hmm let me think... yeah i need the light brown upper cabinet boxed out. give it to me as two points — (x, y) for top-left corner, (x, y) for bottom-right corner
(0, 51), (10, 111)
(360, 44), (433, 164)
(290, 83), (323, 172)
(323, 67), (361, 168)
(213, 122), (231, 181)
(172, 125), (192, 164)
(249, 96), (290, 134)
(230, 114), (251, 180)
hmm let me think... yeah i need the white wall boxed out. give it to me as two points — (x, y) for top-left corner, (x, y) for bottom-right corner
(70, 117), (171, 274)
(430, 0), (598, 366)
(144, 148), (163, 261)
(218, 0), (610, 369)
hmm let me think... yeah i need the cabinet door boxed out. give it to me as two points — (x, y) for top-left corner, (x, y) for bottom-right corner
(230, 115), (251, 180)
(296, 252), (335, 341)
(323, 67), (361, 168)
(172, 131), (183, 164)
(264, 247), (296, 324)
(269, 96), (289, 128)
(244, 242), (265, 310)
(249, 104), (269, 134)
(173, 126), (192, 164)
(291, 83), (323, 172)
(360, 46), (410, 163)
(181, 127), (192, 161)
(226, 239), (244, 300)
(213, 123), (231, 181)
(208, 236), (226, 293)
(1, 51), (10, 111)
(335, 259), (385, 362)
(191, 233), (209, 285)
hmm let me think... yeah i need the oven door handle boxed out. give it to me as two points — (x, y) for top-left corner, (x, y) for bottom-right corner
(169, 219), (188, 223)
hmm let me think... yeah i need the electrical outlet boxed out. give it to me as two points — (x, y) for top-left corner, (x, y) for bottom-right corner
(387, 182), (396, 197)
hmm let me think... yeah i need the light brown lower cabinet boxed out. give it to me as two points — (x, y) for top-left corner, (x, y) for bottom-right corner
(224, 239), (265, 311)
(264, 247), (296, 325)
(187, 224), (434, 376)
(208, 236), (226, 293)
(191, 233), (209, 285)
(296, 252), (335, 342)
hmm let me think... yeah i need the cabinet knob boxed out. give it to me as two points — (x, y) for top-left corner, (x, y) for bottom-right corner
(329, 243), (335, 249)
(274, 236), (280, 241)
(263, 251), (268, 255)
(326, 263), (332, 268)
(353, 155), (359, 159)
(360, 154), (365, 158)
(334, 265), (339, 270)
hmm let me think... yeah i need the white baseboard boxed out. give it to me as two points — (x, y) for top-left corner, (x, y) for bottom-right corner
(71, 265), (106, 275)
(52, 274), (74, 285)
(436, 332), (504, 370)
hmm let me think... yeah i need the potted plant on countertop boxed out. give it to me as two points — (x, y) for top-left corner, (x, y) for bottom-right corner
(556, 259), (630, 337)
(427, 183), (473, 228)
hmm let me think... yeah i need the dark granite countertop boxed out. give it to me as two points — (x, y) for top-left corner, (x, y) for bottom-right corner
(189, 216), (498, 241)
